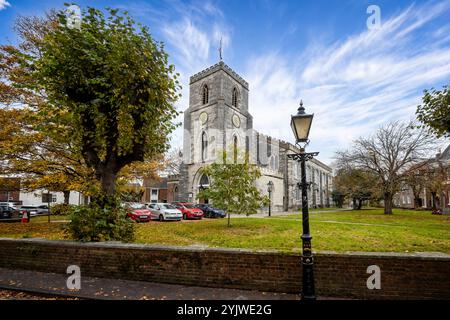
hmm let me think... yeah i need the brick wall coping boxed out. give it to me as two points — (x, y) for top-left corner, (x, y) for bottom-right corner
(1, 237), (449, 261)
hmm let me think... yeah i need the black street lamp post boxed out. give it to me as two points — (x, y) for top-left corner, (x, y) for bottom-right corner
(287, 100), (318, 300)
(267, 181), (274, 217)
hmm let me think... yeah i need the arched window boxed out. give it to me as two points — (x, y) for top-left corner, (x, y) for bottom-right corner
(199, 174), (209, 187)
(233, 135), (238, 164)
(201, 131), (208, 162)
(173, 186), (178, 201)
(202, 85), (209, 105)
(232, 87), (238, 108)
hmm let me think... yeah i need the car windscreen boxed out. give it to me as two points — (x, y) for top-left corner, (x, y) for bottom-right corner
(183, 204), (195, 209)
(161, 204), (176, 209)
(129, 203), (146, 209)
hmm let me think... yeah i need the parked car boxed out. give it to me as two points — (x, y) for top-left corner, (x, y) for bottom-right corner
(172, 202), (204, 220)
(147, 203), (182, 221)
(0, 202), (18, 210)
(195, 204), (226, 218)
(36, 205), (50, 214)
(19, 205), (40, 217)
(123, 203), (152, 223)
(0, 205), (19, 219)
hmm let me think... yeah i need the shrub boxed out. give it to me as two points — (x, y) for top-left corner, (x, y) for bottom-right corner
(65, 201), (134, 242)
(51, 203), (73, 216)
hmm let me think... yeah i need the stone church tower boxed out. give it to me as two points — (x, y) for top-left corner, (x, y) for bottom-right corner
(178, 61), (253, 202)
(160, 61), (333, 211)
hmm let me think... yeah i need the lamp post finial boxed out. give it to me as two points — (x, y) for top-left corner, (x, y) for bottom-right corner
(298, 99), (305, 114)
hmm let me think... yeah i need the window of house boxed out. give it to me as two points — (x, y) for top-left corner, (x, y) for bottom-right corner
(202, 85), (209, 105)
(42, 193), (57, 203)
(151, 189), (158, 196)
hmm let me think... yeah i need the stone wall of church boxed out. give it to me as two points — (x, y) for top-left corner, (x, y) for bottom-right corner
(256, 169), (285, 213)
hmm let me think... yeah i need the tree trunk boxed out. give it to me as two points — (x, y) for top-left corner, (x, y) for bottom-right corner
(357, 199), (363, 210)
(92, 164), (119, 207)
(384, 192), (393, 214)
(100, 171), (117, 196)
(414, 196), (420, 210)
(63, 190), (70, 205)
(227, 212), (231, 227)
(431, 192), (437, 210)
(352, 198), (357, 210)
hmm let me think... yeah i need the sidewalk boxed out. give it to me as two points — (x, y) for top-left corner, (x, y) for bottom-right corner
(0, 267), (299, 300)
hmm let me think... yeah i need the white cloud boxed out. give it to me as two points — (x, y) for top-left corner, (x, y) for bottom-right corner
(244, 1), (450, 163)
(0, 0), (10, 11)
(143, 0), (232, 151)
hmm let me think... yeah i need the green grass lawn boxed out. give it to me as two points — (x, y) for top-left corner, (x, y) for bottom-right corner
(0, 208), (448, 253)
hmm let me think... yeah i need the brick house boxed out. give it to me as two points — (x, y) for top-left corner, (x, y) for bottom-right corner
(394, 144), (450, 213)
(143, 177), (168, 203)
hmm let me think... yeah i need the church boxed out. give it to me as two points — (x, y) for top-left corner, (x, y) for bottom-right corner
(150, 61), (333, 212)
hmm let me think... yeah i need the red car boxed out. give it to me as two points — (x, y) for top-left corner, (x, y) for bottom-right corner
(173, 202), (204, 220)
(124, 203), (152, 223)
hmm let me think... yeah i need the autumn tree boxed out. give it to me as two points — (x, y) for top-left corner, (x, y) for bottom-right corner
(0, 13), (97, 203)
(402, 166), (428, 209)
(1, 7), (181, 206)
(0, 108), (97, 203)
(197, 149), (269, 227)
(336, 121), (435, 214)
(416, 85), (450, 138)
(424, 159), (448, 210)
(163, 147), (183, 176)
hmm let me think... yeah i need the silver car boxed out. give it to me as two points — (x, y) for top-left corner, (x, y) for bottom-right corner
(147, 203), (182, 221)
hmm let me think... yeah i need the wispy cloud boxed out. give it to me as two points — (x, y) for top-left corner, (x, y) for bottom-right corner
(244, 1), (450, 163)
(119, 0), (450, 163)
(0, 0), (10, 11)
(120, 0), (232, 148)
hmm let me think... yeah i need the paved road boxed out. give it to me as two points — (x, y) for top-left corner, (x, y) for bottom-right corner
(0, 267), (299, 300)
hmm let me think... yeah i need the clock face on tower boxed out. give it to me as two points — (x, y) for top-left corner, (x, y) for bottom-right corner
(232, 114), (240, 128)
(199, 112), (208, 125)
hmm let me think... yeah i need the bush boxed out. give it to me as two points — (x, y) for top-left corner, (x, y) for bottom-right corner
(65, 201), (134, 242)
(51, 203), (73, 216)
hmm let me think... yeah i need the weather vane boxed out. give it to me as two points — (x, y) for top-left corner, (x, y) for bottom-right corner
(218, 37), (223, 61)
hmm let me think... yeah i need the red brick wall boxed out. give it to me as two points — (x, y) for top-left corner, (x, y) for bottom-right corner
(158, 189), (167, 202)
(0, 238), (448, 299)
(0, 190), (20, 202)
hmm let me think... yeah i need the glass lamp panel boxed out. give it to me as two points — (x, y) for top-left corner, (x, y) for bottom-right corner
(291, 115), (313, 142)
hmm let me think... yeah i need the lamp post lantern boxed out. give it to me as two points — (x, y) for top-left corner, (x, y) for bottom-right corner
(287, 100), (318, 300)
(267, 181), (274, 217)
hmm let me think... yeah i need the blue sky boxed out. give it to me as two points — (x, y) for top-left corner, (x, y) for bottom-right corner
(1, 0), (450, 164)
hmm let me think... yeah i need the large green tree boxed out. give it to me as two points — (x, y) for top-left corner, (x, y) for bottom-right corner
(28, 6), (180, 202)
(0, 9), (175, 205)
(197, 150), (268, 227)
(416, 85), (450, 138)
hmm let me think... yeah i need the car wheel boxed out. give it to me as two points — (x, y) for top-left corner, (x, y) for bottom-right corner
(159, 214), (164, 222)
(183, 213), (187, 220)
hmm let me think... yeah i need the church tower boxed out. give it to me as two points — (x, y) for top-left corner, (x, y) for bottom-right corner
(179, 61), (253, 202)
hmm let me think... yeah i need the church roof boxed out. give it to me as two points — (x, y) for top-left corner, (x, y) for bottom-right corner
(189, 61), (249, 89)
